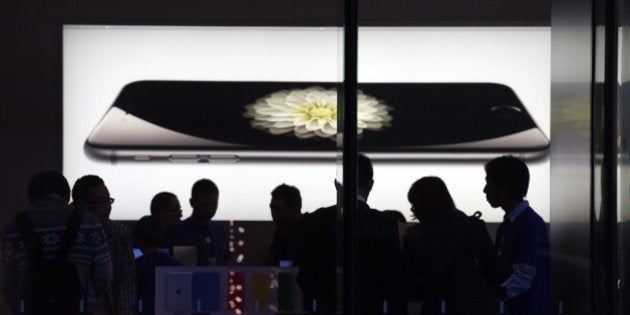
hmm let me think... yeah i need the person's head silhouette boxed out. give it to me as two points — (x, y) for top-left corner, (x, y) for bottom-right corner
(189, 179), (219, 225)
(72, 175), (113, 221)
(407, 176), (455, 221)
(150, 192), (182, 230)
(483, 155), (530, 211)
(28, 171), (71, 203)
(270, 184), (302, 228)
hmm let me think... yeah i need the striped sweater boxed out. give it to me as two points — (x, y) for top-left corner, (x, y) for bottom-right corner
(1, 196), (112, 314)
(103, 220), (137, 315)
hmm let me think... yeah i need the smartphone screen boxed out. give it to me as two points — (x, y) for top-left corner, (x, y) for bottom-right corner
(86, 81), (548, 160)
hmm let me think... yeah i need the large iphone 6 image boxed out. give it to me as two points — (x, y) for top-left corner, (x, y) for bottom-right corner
(84, 81), (549, 161)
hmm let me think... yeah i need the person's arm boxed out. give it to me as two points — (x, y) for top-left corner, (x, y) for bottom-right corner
(472, 219), (503, 286)
(501, 220), (545, 300)
(501, 263), (536, 299)
(91, 223), (113, 299)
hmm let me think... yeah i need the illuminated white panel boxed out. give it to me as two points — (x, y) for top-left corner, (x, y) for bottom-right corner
(63, 25), (550, 221)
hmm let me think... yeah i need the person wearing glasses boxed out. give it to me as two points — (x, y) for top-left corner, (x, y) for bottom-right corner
(72, 175), (137, 315)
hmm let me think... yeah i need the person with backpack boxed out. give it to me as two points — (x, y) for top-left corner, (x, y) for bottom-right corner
(1, 171), (112, 315)
(403, 176), (500, 315)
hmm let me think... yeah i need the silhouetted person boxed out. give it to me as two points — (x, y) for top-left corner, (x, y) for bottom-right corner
(175, 179), (229, 266)
(268, 183), (308, 266)
(150, 192), (182, 248)
(73, 175), (136, 315)
(403, 176), (499, 315)
(297, 154), (405, 315)
(1, 171), (111, 315)
(484, 156), (551, 315)
(134, 216), (182, 315)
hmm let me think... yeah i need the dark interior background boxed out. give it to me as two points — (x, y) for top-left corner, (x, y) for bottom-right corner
(0, 0), (549, 311)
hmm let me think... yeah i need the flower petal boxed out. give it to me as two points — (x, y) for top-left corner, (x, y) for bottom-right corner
(244, 87), (391, 141)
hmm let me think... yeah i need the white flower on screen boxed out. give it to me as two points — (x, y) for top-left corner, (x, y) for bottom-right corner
(244, 87), (391, 139)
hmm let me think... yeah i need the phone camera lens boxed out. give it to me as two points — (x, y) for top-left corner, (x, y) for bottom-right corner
(491, 105), (522, 117)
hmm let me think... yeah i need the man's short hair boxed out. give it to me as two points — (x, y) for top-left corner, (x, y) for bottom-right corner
(72, 175), (105, 202)
(271, 184), (302, 211)
(485, 155), (530, 199)
(27, 171), (70, 201)
(150, 192), (177, 215)
(357, 153), (373, 187)
(191, 179), (219, 200)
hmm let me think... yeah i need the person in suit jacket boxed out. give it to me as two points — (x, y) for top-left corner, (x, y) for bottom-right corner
(297, 154), (405, 315)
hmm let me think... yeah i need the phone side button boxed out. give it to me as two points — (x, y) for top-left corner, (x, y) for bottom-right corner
(208, 155), (239, 163)
(169, 155), (199, 163)
(133, 155), (151, 161)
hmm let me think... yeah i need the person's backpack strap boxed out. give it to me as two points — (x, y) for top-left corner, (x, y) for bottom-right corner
(16, 212), (45, 261)
(58, 210), (83, 259)
(16, 210), (83, 261)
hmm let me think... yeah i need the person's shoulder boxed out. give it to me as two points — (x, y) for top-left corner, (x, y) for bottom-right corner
(360, 202), (394, 219)
(461, 210), (488, 226)
(314, 204), (337, 213)
(405, 223), (422, 234)
(292, 212), (310, 228)
(453, 209), (470, 218)
(310, 205), (337, 218)
(108, 220), (132, 234)
(79, 211), (105, 229)
(520, 206), (546, 225)
(513, 206), (548, 236)
(380, 210), (406, 223)
(178, 217), (194, 227)
(208, 220), (228, 234)
(302, 205), (336, 229)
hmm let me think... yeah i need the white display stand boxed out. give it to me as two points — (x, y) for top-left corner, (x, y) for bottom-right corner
(154, 266), (302, 315)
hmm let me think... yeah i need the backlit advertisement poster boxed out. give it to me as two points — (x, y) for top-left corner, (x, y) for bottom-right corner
(63, 25), (550, 222)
